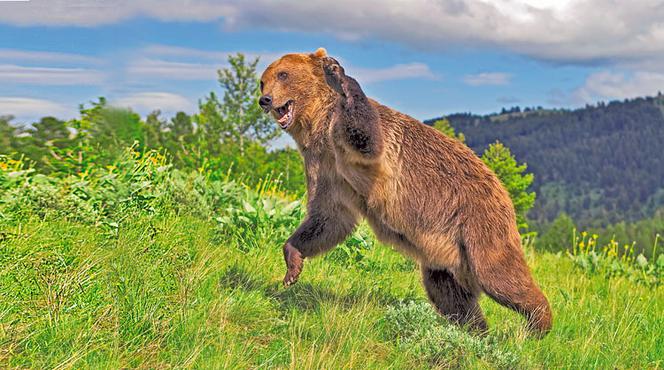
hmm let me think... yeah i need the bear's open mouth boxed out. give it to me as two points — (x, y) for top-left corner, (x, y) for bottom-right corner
(273, 100), (294, 129)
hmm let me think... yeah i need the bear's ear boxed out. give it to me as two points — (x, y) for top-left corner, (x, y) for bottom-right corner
(311, 47), (327, 58)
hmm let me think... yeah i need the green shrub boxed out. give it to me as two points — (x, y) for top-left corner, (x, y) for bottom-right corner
(215, 191), (302, 253)
(383, 301), (521, 368)
(324, 225), (383, 272)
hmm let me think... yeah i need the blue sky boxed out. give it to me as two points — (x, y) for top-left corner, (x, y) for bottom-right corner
(1, 0), (663, 125)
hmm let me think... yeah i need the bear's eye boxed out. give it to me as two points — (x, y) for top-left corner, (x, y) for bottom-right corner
(277, 71), (288, 81)
(260, 80), (264, 92)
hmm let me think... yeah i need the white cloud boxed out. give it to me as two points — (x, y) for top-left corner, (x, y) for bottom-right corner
(127, 58), (222, 81)
(0, 64), (104, 85)
(0, 48), (101, 64)
(0, 97), (74, 119)
(1, 1), (663, 66)
(142, 45), (281, 63)
(112, 92), (195, 115)
(463, 72), (512, 86)
(351, 63), (437, 84)
(0, 0), (234, 26)
(127, 45), (284, 81)
(573, 70), (664, 103)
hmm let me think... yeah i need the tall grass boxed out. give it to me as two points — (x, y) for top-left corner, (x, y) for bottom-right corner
(0, 151), (662, 368)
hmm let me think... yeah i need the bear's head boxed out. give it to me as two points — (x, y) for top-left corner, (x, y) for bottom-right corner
(259, 48), (335, 132)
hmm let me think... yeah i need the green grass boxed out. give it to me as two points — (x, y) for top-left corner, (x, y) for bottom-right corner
(1, 214), (661, 369)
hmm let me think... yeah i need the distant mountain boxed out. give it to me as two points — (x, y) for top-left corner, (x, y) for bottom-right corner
(425, 94), (664, 228)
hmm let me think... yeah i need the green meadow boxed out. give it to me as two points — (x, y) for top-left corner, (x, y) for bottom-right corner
(0, 152), (661, 369)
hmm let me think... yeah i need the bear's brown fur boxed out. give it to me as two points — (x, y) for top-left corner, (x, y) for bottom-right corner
(259, 48), (552, 335)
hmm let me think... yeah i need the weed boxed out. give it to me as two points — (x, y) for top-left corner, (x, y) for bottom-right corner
(568, 230), (662, 287)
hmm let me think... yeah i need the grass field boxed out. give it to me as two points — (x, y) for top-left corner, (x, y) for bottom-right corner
(1, 212), (662, 369)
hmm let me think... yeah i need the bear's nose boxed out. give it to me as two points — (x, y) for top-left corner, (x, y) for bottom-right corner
(259, 95), (272, 110)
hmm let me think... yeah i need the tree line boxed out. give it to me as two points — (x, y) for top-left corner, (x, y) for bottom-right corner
(427, 94), (664, 229)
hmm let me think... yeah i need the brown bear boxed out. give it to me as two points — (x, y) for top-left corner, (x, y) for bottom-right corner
(258, 48), (552, 335)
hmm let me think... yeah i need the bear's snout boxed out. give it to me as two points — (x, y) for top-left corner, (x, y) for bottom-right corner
(259, 95), (272, 111)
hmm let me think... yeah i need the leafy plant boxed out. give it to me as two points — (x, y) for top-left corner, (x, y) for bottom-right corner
(325, 225), (379, 270)
(195, 53), (279, 158)
(568, 230), (662, 287)
(215, 191), (302, 253)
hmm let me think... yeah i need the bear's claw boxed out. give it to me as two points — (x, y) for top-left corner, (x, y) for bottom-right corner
(322, 57), (347, 96)
(283, 271), (299, 287)
(283, 242), (303, 288)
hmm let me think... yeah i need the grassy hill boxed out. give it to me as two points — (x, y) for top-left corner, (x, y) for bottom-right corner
(426, 94), (664, 229)
(1, 153), (661, 368)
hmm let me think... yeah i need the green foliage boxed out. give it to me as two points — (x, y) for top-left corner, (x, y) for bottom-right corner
(0, 116), (16, 153)
(537, 212), (576, 252)
(324, 225), (379, 270)
(200, 142), (305, 196)
(195, 53), (279, 157)
(1, 147), (164, 225)
(384, 301), (520, 368)
(538, 210), (664, 261)
(589, 209), (664, 258)
(568, 231), (662, 287)
(0, 55), (304, 196)
(69, 98), (146, 167)
(215, 192), (303, 253)
(432, 118), (465, 142)
(161, 111), (197, 168)
(481, 141), (536, 232)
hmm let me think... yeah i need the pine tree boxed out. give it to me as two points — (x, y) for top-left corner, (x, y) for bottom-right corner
(196, 53), (280, 157)
(481, 141), (536, 231)
(432, 118), (465, 142)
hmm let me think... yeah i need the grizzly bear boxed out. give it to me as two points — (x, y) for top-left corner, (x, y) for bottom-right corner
(259, 48), (552, 335)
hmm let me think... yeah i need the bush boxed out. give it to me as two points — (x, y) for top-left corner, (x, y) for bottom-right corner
(215, 194), (302, 253)
(1, 147), (292, 233)
(383, 301), (521, 368)
(537, 212), (576, 252)
(324, 225), (382, 271)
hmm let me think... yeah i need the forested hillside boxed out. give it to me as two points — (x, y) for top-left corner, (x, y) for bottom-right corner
(427, 94), (664, 228)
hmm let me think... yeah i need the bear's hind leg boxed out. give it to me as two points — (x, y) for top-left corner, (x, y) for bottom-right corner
(422, 266), (488, 333)
(464, 235), (553, 335)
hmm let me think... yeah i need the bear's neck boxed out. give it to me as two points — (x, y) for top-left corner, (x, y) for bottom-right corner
(290, 98), (336, 153)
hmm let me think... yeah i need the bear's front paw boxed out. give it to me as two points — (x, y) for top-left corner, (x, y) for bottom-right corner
(322, 57), (346, 96)
(283, 242), (303, 287)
